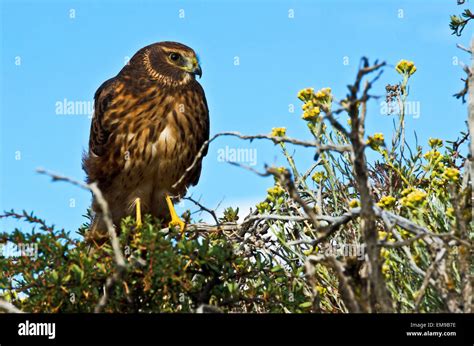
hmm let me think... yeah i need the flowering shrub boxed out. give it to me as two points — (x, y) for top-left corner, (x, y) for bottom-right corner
(0, 57), (471, 313)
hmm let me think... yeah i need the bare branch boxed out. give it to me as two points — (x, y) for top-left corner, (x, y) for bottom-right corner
(172, 131), (351, 189)
(36, 168), (128, 313)
(184, 196), (220, 225)
(267, 166), (321, 231)
(414, 248), (447, 311)
(36, 168), (125, 268)
(456, 43), (472, 54)
(344, 58), (393, 312)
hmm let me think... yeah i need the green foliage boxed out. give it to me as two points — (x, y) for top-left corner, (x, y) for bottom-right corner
(220, 207), (239, 223)
(450, 8), (473, 36)
(0, 212), (316, 312)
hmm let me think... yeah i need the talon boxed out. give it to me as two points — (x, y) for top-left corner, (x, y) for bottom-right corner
(169, 217), (186, 232)
(183, 259), (193, 271)
(135, 197), (143, 228)
(165, 194), (186, 233)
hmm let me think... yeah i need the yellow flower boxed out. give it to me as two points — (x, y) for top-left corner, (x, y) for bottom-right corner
(435, 161), (446, 172)
(382, 263), (391, 277)
(372, 133), (384, 142)
(349, 199), (360, 208)
(428, 138), (443, 148)
(400, 189), (427, 209)
(423, 149), (441, 161)
(256, 201), (270, 214)
(302, 101), (313, 111)
(380, 248), (390, 258)
(297, 88), (315, 102)
(298, 86), (332, 119)
(267, 185), (285, 197)
(443, 167), (460, 183)
(311, 171), (325, 183)
(315, 87), (331, 99)
(401, 187), (414, 197)
(400, 229), (410, 238)
(315, 285), (327, 295)
(446, 207), (454, 218)
(301, 107), (321, 122)
(430, 177), (444, 188)
(377, 195), (396, 209)
(395, 59), (417, 76)
(314, 87), (333, 108)
(367, 133), (385, 150)
(275, 166), (288, 175)
(271, 127), (286, 137)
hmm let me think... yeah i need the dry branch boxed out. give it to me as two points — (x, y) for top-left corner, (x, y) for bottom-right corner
(36, 168), (128, 313)
(172, 131), (351, 190)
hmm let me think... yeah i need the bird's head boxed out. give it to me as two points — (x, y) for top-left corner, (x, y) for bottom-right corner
(134, 41), (202, 86)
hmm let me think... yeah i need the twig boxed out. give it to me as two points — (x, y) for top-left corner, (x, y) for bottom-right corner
(36, 168), (127, 313)
(36, 168), (125, 268)
(453, 62), (472, 103)
(241, 214), (310, 224)
(0, 210), (55, 233)
(414, 248), (447, 311)
(184, 196), (220, 225)
(172, 131), (351, 189)
(94, 268), (127, 313)
(456, 43), (472, 54)
(227, 161), (271, 177)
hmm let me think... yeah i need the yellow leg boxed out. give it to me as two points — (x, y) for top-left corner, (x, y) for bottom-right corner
(165, 194), (185, 232)
(135, 197), (143, 228)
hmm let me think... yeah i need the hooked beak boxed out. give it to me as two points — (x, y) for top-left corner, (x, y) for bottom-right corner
(185, 57), (202, 78)
(193, 64), (202, 78)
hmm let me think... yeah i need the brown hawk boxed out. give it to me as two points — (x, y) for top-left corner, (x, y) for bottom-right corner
(83, 41), (209, 242)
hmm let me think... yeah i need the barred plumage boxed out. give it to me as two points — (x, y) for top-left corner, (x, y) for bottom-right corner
(83, 42), (209, 241)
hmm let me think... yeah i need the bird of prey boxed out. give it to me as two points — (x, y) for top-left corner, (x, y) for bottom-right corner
(83, 41), (209, 243)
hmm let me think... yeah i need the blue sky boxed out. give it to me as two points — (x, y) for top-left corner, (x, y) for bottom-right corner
(0, 0), (470, 234)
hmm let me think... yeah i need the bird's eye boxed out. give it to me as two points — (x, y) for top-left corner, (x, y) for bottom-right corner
(169, 53), (180, 61)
